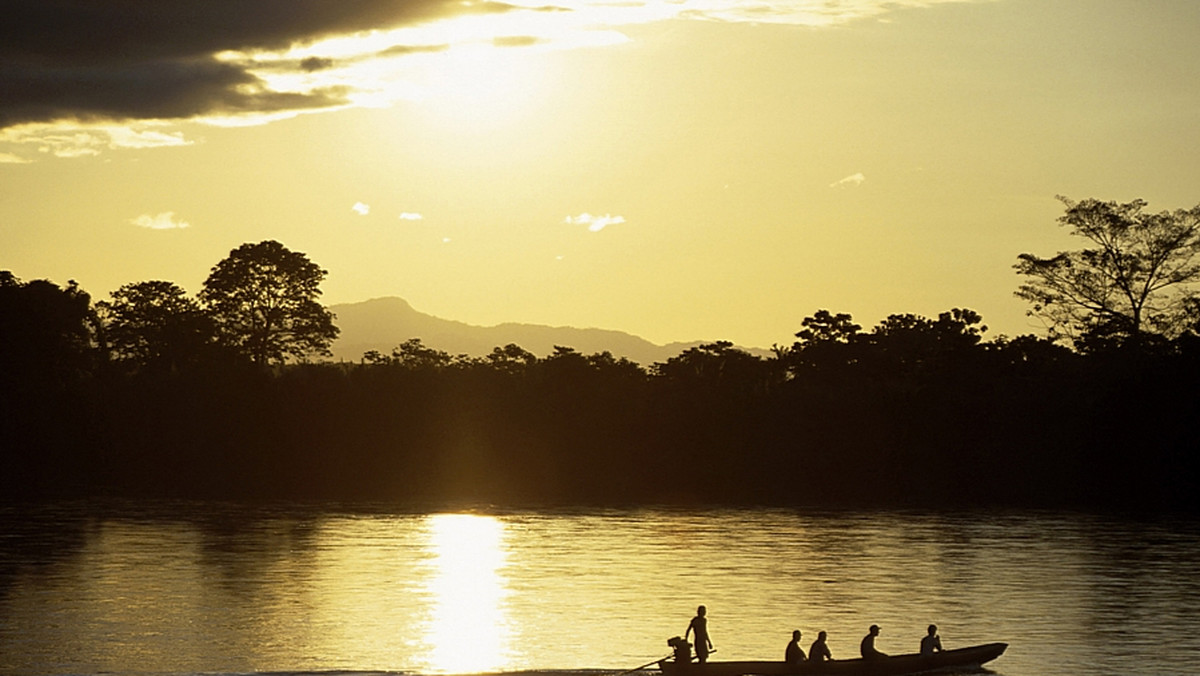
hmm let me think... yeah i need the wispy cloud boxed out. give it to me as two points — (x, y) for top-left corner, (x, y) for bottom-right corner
(0, 152), (30, 164)
(566, 212), (626, 232)
(131, 212), (190, 230)
(672, 0), (978, 27)
(830, 172), (866, 188)
(0, 122), (193, 157)
(352, 201), (371, 215)
(398, 212), (424, 220)
(494, 35), (546, 48)
(105, 127), (192, 149)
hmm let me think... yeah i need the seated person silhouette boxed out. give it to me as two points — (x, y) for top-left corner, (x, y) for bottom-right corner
(809, 631), (833, 662)
(785, 630), (806, 665)
(860, 625), (887, 660)
(920, 625), (943, 656)
(667, 636), (692, 665)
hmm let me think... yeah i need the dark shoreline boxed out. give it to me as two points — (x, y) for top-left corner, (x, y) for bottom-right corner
(4, 345), (1198, 514)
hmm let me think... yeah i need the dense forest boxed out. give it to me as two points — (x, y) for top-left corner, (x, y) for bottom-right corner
(3, 198), (1200, 511)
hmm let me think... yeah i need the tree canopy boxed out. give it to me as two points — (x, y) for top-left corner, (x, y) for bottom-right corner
(199, 240), (339, 365)
(1015, 196), (1200, 349)
(5, 201), (1200, 510)
(0, 272), (94, 386)
(98, 280), (214, 372)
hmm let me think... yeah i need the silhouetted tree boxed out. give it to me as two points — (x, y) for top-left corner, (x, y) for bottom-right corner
(985, 333), (1075, 369)
(654, 341), (775, 396)
(540, 345), (590, 372)
(796, 309), (862, 345)
(375, 337), (462, 370)
(872, 307), (984, 373)
(1173, 297), (1200, 353)
(585, 350), (645, 379)
(0, 273), (98, 496)
(486, 343), (538, 375)
(784, 310), (864, 379)
(10, 227), (1200, 510)
(879, 308), (986, 348)
(199, 241), (339, 365)
(860, 308), (987, 377)
(361, 349), (389, 365)
(532, 345), (646, 389)
(1015, 196), (1200, 349)
(98, 280), (214, 372)
(0, 272), (94, 386)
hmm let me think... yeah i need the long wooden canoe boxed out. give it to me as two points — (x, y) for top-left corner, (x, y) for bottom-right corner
(657, 642), (1007, 676)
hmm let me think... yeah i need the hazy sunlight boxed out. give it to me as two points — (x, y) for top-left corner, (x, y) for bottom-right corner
(413, 46), (544, 125)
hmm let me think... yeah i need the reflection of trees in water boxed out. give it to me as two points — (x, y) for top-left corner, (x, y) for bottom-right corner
(0, 502), (328, 602)
(1075, 515), (1200, 637)
(189, 504), (325, 592)
(0, 504), (91, 600)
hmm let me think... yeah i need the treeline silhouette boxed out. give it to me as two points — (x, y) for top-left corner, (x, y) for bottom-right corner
(3, 273), (1199, 512)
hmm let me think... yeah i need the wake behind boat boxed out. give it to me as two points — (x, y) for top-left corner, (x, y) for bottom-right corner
(656, 642), (1008, 676)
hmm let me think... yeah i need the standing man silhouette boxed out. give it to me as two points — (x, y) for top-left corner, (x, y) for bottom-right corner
(686, 606), (714, 663)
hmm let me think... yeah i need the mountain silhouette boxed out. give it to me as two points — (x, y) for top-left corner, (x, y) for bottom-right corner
(328, 297), (762, 366)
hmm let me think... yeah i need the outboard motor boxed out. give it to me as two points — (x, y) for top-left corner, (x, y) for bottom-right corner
(667, 636), (693, 664)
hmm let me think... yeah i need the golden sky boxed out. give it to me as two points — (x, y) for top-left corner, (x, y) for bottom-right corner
(3, 0), (1198, 348)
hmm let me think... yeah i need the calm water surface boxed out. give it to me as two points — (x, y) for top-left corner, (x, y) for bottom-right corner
(1, 502), (1198, 676)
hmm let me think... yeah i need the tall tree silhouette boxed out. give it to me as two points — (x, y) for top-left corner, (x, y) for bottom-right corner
(199, 241), (339, 365)
(1015, 196), (1200, 348)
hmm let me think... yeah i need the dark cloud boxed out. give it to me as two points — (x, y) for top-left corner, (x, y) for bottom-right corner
(300, 57), (337, 73)
(0, 59), (349, 127)
(0, 0), (523, 128)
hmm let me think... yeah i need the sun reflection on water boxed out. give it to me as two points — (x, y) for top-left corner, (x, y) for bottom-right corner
(421, 513), (512, 674)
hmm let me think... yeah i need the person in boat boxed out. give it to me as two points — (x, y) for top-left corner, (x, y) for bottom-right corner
(920, 624), (943, 656)
(785, 630), (806, 665)
(809, 630), (832, 663)
(860, 624), (887, 659)
(686, 605), (714, 663)
(667, 636), (693, 665)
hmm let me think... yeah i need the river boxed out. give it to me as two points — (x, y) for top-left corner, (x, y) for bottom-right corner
(1, 502), (1198, 676)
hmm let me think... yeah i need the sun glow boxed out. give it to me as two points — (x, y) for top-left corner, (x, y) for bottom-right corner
(432, 44), (526, 98)
(422, 514), (512, 673)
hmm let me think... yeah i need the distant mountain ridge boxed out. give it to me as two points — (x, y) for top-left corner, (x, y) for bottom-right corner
(327, 297), (760, 366)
